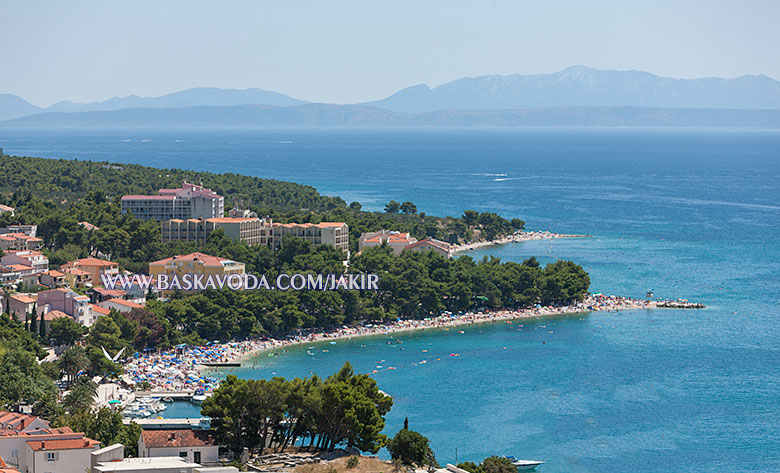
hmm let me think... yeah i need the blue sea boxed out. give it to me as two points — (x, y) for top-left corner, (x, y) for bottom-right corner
(2, 127), (780, 472)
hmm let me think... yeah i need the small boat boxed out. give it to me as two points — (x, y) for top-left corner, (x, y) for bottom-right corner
(191, 388), (207, 405)
(504, 456), (544, 471)
(162, 397), (174, 403)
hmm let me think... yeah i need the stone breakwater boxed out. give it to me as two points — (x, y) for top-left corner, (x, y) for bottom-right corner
(656, 300), (705, 309)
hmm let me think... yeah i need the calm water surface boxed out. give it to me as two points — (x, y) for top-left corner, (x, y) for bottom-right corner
(2, 127), (779, 472)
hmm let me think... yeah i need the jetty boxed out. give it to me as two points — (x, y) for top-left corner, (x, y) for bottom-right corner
(122, 417), (211, 430)
(135, 389), (195, 400)
(656, 300), (705, 309)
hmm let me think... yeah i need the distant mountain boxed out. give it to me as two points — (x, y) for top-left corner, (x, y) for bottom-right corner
(363, 66), (780, 113)
(0, 94), (43, 121)
(3, 103), (780, 128)
(46, 87), (307, 113)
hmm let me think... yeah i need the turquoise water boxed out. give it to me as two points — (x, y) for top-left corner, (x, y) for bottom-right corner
(1, 128), (779, 472)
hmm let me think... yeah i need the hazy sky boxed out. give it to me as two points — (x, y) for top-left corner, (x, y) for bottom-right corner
(3, 0), (779, 107)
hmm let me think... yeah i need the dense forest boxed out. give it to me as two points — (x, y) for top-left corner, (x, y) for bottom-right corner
(0, 153), (590, 376)
(0, 153), (522, 249)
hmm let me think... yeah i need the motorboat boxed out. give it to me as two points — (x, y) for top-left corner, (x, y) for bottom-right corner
(191, 387), (207, 405)
(504, 456), (544, 471)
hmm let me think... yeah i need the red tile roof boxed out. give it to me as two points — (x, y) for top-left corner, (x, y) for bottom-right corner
(121, 195), (175, 200)
(141, 430), (218, 448)
(91, 305), (111, 315)
(273, 222), (346, 229)
(4, 264), (33, 272)
(9, 294), (36, 304)
(0, 412), (43, 431)
(103, 299), (143, 309)
(404, 237), (452, 252)
(149, 252), (236, 268)
(26, 438), (100, 451)
(206, 217), (261, 224)
(42, 310), (70, 321)
(67, 258), (118, 268)
(93, 288), (126, 297)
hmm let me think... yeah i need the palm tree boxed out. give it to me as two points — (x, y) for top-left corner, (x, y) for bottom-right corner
(58, 346), (91, 387)
(63, 377), (98, 413)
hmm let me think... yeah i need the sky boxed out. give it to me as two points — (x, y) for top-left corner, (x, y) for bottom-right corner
(2, 0), (779, 107)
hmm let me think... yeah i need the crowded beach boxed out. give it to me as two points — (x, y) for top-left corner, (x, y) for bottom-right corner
(121, 293), (651, 392)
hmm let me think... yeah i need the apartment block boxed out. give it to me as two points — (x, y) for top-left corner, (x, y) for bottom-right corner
(272, 222), (349, 252)
(60, 258), (119, 286)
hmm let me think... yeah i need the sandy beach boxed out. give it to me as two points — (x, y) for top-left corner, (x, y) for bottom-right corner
(451, 230), (591, 253)
(121, 294), (653, 391)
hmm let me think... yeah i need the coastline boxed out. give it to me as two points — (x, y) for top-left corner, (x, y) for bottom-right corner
(213, 294), (653, 367)
(451, 230), (591, 254)
(122, 294), (654, 392)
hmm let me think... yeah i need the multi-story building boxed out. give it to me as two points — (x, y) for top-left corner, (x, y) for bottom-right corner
(1, 251), (48, 274)
(62, 268), (91, 288)
(37, 289), (91, 324)
(272, 222), (349, 252)
(6, 294), (36, 322)
(60, 258), (119, 287)
(0, 412), (99, 473)
(0, 233), (42, 251)
(359, 230), (418, 256)
(121, 182), (224, 221)
(0, 266), (36, 287)
(161, 217), (272, 247)
(5, 225), (36, 237)
(148, 252), (245, 294)
(39, 270), (67, 289)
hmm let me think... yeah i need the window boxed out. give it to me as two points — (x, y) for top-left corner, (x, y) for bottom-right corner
(10, 449), (18, 458)
(194, 451), (201, 464)
(46, 452), (56, 462)
(179, 452), (187, 458)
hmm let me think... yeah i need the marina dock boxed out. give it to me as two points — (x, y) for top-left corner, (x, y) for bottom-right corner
(134, 390), (195, 400)
(121, 417), (211, 429)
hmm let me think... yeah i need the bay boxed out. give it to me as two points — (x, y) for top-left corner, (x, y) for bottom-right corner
(2, 127), (779, 472)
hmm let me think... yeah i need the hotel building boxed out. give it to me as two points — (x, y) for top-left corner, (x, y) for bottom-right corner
(121, 182), (224, 221)
(161, 217), (273, 247)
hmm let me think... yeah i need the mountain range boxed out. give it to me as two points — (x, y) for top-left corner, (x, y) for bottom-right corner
(0, 87), (306, 121)
(364, 65), (780, 113)
(2, 66), (780, 127)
